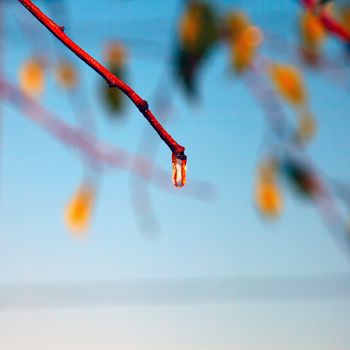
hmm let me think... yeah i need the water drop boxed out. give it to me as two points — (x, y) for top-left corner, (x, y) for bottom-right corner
(172, 153), (187, 188)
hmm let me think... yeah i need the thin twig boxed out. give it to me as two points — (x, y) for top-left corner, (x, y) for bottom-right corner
(18, 0), (186, 160)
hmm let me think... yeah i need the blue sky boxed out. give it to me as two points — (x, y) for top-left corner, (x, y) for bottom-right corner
(0, 0), (350, 349)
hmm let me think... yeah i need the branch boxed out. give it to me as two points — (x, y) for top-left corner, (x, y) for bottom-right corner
(300, 0), (350, 43)
(17, 0), (187, 162)
(0, 78), (213, 201)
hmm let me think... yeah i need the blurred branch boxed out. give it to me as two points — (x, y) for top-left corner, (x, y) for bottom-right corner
(0, 78), (214, 201)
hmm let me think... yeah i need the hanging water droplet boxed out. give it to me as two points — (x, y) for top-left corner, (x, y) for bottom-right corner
(172, 153), (187, 188)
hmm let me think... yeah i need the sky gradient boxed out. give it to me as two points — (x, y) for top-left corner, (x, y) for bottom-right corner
(0, 0), (350, 349)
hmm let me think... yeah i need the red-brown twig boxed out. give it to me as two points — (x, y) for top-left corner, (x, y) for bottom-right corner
(18, 0), (186, 160)
(300, 0), (350, 43)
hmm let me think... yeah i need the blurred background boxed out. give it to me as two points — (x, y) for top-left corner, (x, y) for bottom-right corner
(1, 0), (350, 349)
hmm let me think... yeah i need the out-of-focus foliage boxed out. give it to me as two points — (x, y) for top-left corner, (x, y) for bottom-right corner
(55, 59), (78, 90)
(299, 9), (327, 65)
(269, 63), (306, 106)
(268, 62), (317, 145)
(255, 158), (283, 218)
(101, 41), (127, 115)
(19, 56), (45, 97)
(225, 11), (263, 73)
(296, 111), (317, 144)
(282, 158), (322, 198)
(64, 182), (96, 233)
(175, 0), (219, 96)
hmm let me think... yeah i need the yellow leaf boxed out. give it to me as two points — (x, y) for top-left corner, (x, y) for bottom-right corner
(105, 41), (127, 66)
(269, 63), (306, 105)
(226, 11), (262, 73)
(180, 6), (201, 48)
(19, 57), (45, 97)
(231, 28), (262, 73)
(64, 183), (96, 234)
(226, 11), (250, 44)
(255, 180), (282, 217)
(300, 10), (326, 48)
(55, 60), (78, 89)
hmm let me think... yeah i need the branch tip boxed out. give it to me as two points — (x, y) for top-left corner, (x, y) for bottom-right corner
(175, 150), (187, 161)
